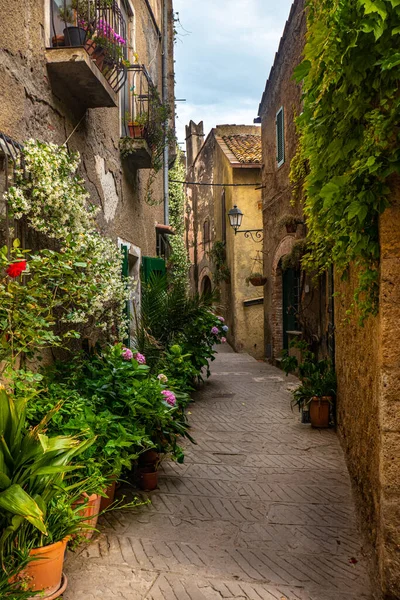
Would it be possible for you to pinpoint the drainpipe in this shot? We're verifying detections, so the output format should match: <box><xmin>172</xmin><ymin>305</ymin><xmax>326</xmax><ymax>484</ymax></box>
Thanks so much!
<box><xmin>162</xmin><ymin>0</ymin><xmax>169</xmax><ymax>225</ymax></box>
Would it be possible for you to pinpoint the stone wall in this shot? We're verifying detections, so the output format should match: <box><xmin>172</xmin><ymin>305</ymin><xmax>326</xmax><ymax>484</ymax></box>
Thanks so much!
<box><xmin>258</xmin><ymin>0</ymin><xmax>329</xmax><ymax>360</ymax></box>
<box><xmin>335</xmin><ymin>183</ymin><xmax>400</xmax><ymax>599</ymax></box>
<box><xmin>0</xmin><ymin>0</ymin><xmax>175</xmax><ymax>259</ymax></box>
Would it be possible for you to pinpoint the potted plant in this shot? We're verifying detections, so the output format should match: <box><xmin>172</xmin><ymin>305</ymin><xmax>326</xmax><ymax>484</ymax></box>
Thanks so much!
<box><xmin>284</xmin><ymin>346</ymin><xmax>336</xmax><ymax>428</ymax></box>
<box><xmin>0</xmin><ymin>387</ymin><xmax>94</xmax><ymax>599</ymax></box>
<box><xmin>278</xmin><ymin>214</ymin><xmax>303</xmax><ymax>233</ymax></box>
<box><xmin>58</xmin><ymin>5</ymin><xmax>87</xmax><ymax>47</ymax></box>
<box><xmin>125</xmin><ymin>112</ymin><xmax>148</xmax><ymax>138</ymax></box>
<box><xmin>246</xmin><ymin>272</ymin><xmax>267</xmax><ymax>286</ymax></box>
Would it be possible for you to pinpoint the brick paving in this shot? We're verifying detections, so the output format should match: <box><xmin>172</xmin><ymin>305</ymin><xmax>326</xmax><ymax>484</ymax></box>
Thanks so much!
<box><xmin>64</xmin><ymin>346</ymin><xmax>372</xmax><ymax>599</ymax></box>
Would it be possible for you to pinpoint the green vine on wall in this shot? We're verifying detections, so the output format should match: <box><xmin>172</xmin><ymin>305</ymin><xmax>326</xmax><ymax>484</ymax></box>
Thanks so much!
<box><xmin>293</xmin><ymin>0</ymin><xmax>400</xmax><ymax>322</ymax></box>
<box><xmin>168</xmin><ymin>147</ymin><xmax>190</xmax><ymax>288</ymax></box>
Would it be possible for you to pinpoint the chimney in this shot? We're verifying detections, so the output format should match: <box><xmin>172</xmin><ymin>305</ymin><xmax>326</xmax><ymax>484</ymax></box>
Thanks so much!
<box><xmin>185</xmin><ymin>120</ymin><xmax>204</xmax><ymax>168</ymax></box>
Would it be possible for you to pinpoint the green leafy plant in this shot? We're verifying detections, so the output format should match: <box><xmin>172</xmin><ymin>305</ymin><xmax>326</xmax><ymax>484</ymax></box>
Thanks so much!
<box><xmin>168</xmin><ymin>147</ymin><xmax>190</xmax><ymax>289</ymax></box>
<box><xmin>292</xmin><ymin>0</ymin><xmax>400</xmax><ymax>322</ymax></box>
<box><xmin>281</xmin><ymin>239</ymin><xmax>308</xmax><ymax>271</ymax></box>
<box><xmin>208</xmin><ymin>241</ymin><xmax>230</xmax><ymax>284</ymax></box>
<box><xmin>0</xmin><ymin>386</ymin><xmax>94</xmax><ymax>561</ymax></box>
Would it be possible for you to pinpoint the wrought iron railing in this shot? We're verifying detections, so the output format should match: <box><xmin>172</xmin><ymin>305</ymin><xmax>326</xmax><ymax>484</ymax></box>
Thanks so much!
<box><xmin>50</xmin><ymin>0</ymin><xmax>127</xmax><ymax>93</ymax></box>
<box><xmin>121</xmin><ymin>64</ymin><xmax>154</xmax><ymax>139</ymax></box>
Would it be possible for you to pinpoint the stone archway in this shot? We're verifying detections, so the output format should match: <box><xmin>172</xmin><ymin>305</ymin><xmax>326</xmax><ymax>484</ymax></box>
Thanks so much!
<box><xmin>271</xmin><ymin>236</ymin><xmax>296</xmax><ymax>359</ymax></box>
<box><xmin>199</xmin><ymin>266</ymin><xmax>213</xmax><ymax>295</ymax></box>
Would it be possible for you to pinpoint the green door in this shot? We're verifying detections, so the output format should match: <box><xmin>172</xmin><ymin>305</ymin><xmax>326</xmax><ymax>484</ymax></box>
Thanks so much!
<box><xmin>282</xmin><ymin>267</ymin><xmax>300</xmax><ymax>350</ymax></box>
<box><xmin>142</xmin><ymin>256</ymin><xmax>166</xmax><ymax>282</ymax></box>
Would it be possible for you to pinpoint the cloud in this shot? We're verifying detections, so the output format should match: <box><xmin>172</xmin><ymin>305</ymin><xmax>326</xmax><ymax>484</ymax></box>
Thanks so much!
<box><xmin>173</xmin><ymin>0</ymin><xmax>294</xmax><ymax>142</ymax></box>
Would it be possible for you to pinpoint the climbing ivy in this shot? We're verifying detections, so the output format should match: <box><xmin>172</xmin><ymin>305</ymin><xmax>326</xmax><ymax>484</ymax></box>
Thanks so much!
<box><xmin>293</xmin><ymin>0</ymin><xmax>400</xmax><ymax>321</ymax></box>
<box><xmin>168</xmin><ymin>148</ymin><xmax>190</xmax><ymax>288</ymax></box>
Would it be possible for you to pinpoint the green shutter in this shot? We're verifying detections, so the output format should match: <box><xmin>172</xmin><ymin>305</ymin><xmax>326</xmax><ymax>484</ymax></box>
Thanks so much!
<box><xmin>142</xmin><ymin>256</ymin><xmax>166</xmax><ymax>282</ymax></box>
<box><xmin>276</xmin><ymin>107</ymin><xmax>285</xmax><ymax>167</ymax></box>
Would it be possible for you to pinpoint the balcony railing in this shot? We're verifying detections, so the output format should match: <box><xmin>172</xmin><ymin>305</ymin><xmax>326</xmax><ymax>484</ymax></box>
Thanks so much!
<box><xmin>49</xmin><ymin>0</ymin><xmax>127</xmax><ymax>94</ymax></box>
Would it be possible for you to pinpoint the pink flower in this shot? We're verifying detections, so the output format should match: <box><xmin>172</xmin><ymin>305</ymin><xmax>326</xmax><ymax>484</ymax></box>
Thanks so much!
<box><xmin>211</xmin><ymin>326</ymin><xmax>219</xmax><ymax>335</ymax></box>
<box><xmin>122</xmin><ymin>347</ymin><xmax>133</xmax><ymax>360</ymax></box>
<box><xmin>161</xmin><ymin>390</ymin><xmax>176</xmax><ymax>406</ymax></box>
<box><xmin>221</xmin><ymin>337</ymin><xmax>227</xmax><ymax>343</ymax></box>
<box><xmin>217</xmin><ymin>316</ymin><xmax>225</xmax><ymax>322</ymax></box>
<box><xmin>157</xmin><ymin>374</ymin><xmax>168</xmax><ymax>383</ymax></box>
<box><xmin>134</xmin><ymin>352</ymin><xmax>146</xmax><ymax>364</ymax></box>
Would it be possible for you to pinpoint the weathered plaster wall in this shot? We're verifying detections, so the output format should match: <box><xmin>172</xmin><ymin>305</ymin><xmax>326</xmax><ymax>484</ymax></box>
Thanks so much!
<box><xmin>0</xmin><ymin>0</ymin><xmax>174</xmax><ymax>259</ymax></box>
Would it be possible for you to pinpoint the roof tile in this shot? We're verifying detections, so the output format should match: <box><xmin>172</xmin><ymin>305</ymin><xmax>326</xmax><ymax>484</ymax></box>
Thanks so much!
<box><xmin>221</xmin><ymin>134</ymin><xmax>262</xmax><ymax>164</ymax></box>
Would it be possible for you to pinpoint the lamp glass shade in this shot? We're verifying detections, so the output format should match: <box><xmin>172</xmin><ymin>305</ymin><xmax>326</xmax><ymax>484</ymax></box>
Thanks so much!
<box><xmin>228</xmin><ymin>205</ymin><xmax>243</xmax><ymax>230</ymax></box>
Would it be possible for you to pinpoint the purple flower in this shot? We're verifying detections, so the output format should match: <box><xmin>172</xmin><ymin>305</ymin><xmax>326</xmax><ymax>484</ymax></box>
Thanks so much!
<box><xmin>161</xmin><ymin>390</ymin><xmax>176</xmax><ymax>407</ymax></box>
<box><xmin>211</xmin><ymin>326</ymin><xmax>219</xmax><ymax>335</ymax></box>
<box><xmin>217</xmin><ymin>316</ymin><xmax>225</xmax><ymax>322</ymax></box>
<box><xmin>221</xmin><ymin>337</ymin><xmax>227</xmax><ymax>343</ymax></box>
<box><xmin>222</xmin><ymin>325</ymin><xmax>229</xmax><ymax>332</ymax></box>
<box><xmin>134</xmin><ymin>352</ymin><xmax>146</xmax><ymax>364</ymax></box>
<box><xmin>122</xmin><ymin>347</ymin><xmax>133</xmax><ymax>361</ymax></box>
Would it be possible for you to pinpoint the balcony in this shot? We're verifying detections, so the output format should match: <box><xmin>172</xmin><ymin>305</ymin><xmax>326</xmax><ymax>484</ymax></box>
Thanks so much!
<box><xmin>120</xmin><ymin>65</ymin><xmax>170</xmax><ymax>170</ymax></box>
<box><xmin>46</xmin><ymin>0</ymin><xmax>127</xmax><ymax>109</ymax></box>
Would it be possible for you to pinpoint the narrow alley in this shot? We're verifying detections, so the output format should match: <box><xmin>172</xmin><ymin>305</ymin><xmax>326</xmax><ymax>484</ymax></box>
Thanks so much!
<box><xmin>65</xmin><ymin>347</ymin><xmax>371</xmax><ymax>600</ymax></box>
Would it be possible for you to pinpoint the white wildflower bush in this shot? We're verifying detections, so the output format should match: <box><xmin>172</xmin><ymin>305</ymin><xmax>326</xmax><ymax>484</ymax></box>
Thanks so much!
<box><xmin>168</xmin><ymin>148</ymin><xmax>190</xmax><ymax>289</ymax></box>
<box><xmin>2</xmin><ymin>140</ymin><xmax>129</xmax><ymax>354</ymax></box>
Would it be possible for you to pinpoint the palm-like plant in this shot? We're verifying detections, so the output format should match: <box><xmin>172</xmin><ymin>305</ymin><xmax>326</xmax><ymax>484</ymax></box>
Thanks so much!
<box><xmin>0</xmin><ymin>386</ymin><xmax>93</xmax><ymax>561</ymax></box>
<box><xmin>135</xmin><ymin>272</ymin><xmax>215</xmax><ymax>366</ymax></box>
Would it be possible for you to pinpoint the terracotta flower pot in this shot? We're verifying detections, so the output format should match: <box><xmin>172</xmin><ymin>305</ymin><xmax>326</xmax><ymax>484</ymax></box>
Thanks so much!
<box><xmin>51</xmin><ymin>35</ymin><xmax>65</xmax><ymax>47</ymax></box>
<box><xmin>21</xmin><ymin>537</ymin><xmax>69</xmax><ymax>599</ymax></box>
<box><xmin>309</xmin><ymin>396</ymin><xmax>331</xmax><ymax>428</ymax></box>
<box><xmin>100</xmin><ymin>479</ymin><xmax>117</xmax><ymax>511</ymax></box>
<box><xmin>139</xmin><ymin>467</ymin><xmax>158</xmax><ymax>491</ymax></box>
<box><xmin>138</xmin><ymin>449</ymin><xmax>159</xmax><ymax>468</ymax></box>
<box><xmin>128</xmin><ymin>124</ymin><xmax>145</xmax><ymax>138</ymax></box>
<box><xmin>249</xmin><ymin>276</ymin><xmax>267</xmax><ymax>287</ymax></box>
<box><xmin>72</xmin><ymin>493</ymin><xmax>101</xmax><ymax>539</ymax></box>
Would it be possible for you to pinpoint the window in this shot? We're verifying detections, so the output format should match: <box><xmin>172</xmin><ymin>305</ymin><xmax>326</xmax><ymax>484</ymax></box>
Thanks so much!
<box><xmin>203</xmin><ymin>219</ymin><xmax>210</xmax><ymax>252</ymax></box>
<box><xmin>276</xmin><ymin>106</ymin><xmax>285</xmax><ymax>167</ymax></box>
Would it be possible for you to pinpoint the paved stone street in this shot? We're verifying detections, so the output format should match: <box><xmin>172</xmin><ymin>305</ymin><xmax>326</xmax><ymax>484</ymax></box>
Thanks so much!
<box><xmin>65</xmin><ymin>347</ymin><xmax>372</xmax><ymax>599</ymax></box>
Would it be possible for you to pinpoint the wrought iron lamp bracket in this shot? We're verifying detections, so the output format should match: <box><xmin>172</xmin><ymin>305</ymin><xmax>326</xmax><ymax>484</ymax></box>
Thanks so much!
<box><xmin>234</xmin><ymin>229</ymin><xmax>263</xmax><ymax>243</ymax></box>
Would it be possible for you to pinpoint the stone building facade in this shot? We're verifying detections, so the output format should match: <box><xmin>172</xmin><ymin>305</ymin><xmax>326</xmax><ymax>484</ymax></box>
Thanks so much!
<box><xmin>0</xmin><ymin>0</ymin><xmax>175</xmax><ymax>305</ymax></box>
<box><xmin>185</xmin><ymin>122</ymin><xmax>264</xmax><ymax>358</ymax></box>
<box><xmin>257</xmin><ymin>0</ymin><xmax>331</xmax><ymax>363</ymax></box>
<box><xmin>257</xmin><ymin>0</ymin><xmax>400</xmax><ymax>597</ymax></box>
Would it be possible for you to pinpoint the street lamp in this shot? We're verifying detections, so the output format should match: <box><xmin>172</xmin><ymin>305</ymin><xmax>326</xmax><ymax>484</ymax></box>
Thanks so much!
<box><xmin>228</xmin><ymin>205</ymin><xmax>244</xmax><ymax>232</ymax></box>
<box><xmin>227</xmin><ymin>205</ymin><xmax>263</xmax><ymax>242</ymax></box>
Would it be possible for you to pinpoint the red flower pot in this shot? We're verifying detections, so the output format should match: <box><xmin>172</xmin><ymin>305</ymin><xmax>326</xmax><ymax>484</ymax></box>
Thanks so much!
<box><xmin>100</xmin><ymin>480</ymin><xmax>117</xmax><ymax>511</ymax></box>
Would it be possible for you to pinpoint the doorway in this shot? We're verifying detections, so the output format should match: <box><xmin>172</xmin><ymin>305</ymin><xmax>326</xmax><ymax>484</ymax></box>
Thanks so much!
<box><xmin>282</xmin><ymin>267</ymin><xmax>300</xmax><ymax>350</ymax></box>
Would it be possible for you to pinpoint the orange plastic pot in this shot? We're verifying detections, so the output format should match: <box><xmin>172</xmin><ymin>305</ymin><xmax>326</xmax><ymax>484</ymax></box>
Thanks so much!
<box><xmin>72</xmin><ymin>493</ymin><xmax>101</xmax><ymax>539</ymax></box>
<box><xmin>21</xmin><ymin>537</ymin><xmax>69</xmax><ymax>599</ymax></box>
<box><xmin>100</xmin><ymin>479</ymin><xmax>117</xmax><ymax>511</ymax></box>
<box><xmin>309</xmin><ymin>396</ymin><xmax>331</xmax><ymax>428</ymax></box>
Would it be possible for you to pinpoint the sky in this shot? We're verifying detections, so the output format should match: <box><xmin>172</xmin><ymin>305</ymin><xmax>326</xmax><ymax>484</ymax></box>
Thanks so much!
<box><xmin>173</xmin><ymin>0</ymin><xmax>294</xmax><ymax>146</ymax></box>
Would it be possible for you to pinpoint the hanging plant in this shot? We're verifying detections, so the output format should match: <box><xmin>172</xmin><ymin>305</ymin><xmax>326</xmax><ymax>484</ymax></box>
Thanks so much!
<box><xmin>245</xmin><ymin>272</ymin><xmax>267</xmax><ymax>287</ymax></box>
<box><xmin>281</xmin><ymin>239</ymin><xmax>309</xmax><ymax>272</ymax></box>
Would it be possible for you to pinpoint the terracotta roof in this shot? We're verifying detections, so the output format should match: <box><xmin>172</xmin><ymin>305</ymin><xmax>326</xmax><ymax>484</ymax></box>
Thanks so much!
<box><xmin>220</xmin><ymin>134</ymin><xmax>262</xmax><ymax>165</ymax></box>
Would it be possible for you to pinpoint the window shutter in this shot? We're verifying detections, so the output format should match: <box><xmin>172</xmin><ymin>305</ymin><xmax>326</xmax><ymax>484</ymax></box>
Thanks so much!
<box><xmin>276</xmin><ymin>107</ymin><xmax>285</xmax><ymax>167</ymax></box>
